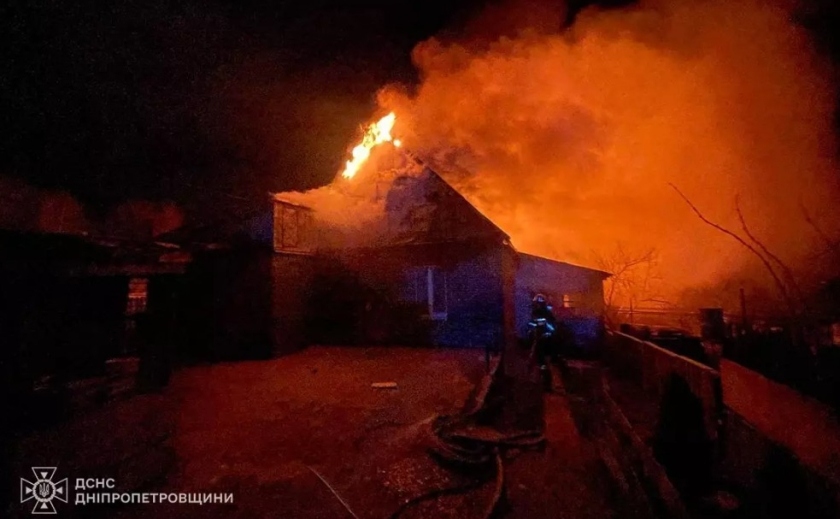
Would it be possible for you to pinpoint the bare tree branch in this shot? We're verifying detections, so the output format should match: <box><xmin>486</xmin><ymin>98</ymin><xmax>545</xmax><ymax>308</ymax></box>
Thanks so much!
<box><xmin>593</xmin><ymin>244</ymin><xmax>663</xmax><ymax>326</ymax></box>
<box><xmin>644</xmin><ymin>298</ymin><xmax>676</xmax><ymax>306</ymax></box>
<box><xmin>669</xmin><ymin>183</ymin><xmax>798</xmax><ymax>317</ymax></box>
<box><xmin>735</xmin><ymin>196</ymin><xmax>804</xmax><ymax>309</ymax></box>
<box><xmin>800</xmin><ymin>200</ymin><xmax>840</xmax><ymax>257</ymax></box>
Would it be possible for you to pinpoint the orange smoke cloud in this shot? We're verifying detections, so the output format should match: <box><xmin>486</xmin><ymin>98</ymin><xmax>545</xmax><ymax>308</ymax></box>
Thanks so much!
<box><xmin>374</xmin><ymin>0</ymin><xmax>840</xmax><ymax>309</ymax></box>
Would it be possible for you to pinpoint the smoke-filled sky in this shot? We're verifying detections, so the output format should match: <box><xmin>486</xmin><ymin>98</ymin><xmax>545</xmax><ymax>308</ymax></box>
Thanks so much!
<box><xmin>370</xmin><ymin>0</ymin><xmax>840</xmax><ymax>307</ymax></box>
<box><xmin>288</xmin><ymin>0</ymin><xmax>840</xmax><ymax>304</ymax></box>
<box><xmin>282</xmin><ymin>0</ymin><xmax>840</xmax><ymax>308</ymax></box>
<box><xmin>3</xmin><ymin>0</ymin><xmax>840</xmax><ymax>306</ymax></box>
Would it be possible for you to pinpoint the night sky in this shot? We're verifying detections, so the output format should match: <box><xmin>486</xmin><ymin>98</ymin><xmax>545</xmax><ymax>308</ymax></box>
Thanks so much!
<box><xmin>1</xmin><ymin>0</ymin><xmax>838</xmax><ymax>221</ymax></box>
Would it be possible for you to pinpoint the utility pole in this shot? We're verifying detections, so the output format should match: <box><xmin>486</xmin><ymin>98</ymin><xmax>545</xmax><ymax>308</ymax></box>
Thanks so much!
<box><xmin>739</xmin><ymin>287</ymin><xmax>749</xmax><ymax>334</ymax></box>
<box><xmin>501</xmin><ymin>243</ymin><xmax>518</xmax><ymax>376</ymax></box>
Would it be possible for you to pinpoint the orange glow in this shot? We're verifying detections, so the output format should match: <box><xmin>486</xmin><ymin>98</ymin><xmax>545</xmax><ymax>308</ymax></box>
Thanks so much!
<box><xmin>297</xmin><ymin>0</ymin><xmax>840</xmax><ymax>314</ymax></box>
<box><xmin>368</xmin><ymin>0</ymin><xmax>840</xmax><ymax>311</ymax></box>
<box><xmin>341</xmin><ymin>112</ymin><xmax>399</xmax><ymax>179</ymax></box>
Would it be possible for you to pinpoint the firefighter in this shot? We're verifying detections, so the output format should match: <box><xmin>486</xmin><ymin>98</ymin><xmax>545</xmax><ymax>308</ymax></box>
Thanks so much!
<box><xmin>530</xmin><ymin>294</ymin><xmax>556</xmax><ymax>323</ymax></box>
<box><xmin>528</xmin><ymin>294</ymin><xmax>558</xmax><ymax>388</ymax></box>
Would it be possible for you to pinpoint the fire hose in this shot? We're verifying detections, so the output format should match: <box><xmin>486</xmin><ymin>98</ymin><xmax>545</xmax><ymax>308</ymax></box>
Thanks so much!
<box><xmin>387</xmin><ymin>366</ymin><xmax>546</xmax><ymax>519</ymax></box>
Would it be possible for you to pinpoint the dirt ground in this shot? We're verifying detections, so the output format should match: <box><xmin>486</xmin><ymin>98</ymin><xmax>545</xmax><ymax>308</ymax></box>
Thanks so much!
<box><xmin>114</xmin><ymin>346</ymin><xmax>616</xmax><ymax>519</ymax></box>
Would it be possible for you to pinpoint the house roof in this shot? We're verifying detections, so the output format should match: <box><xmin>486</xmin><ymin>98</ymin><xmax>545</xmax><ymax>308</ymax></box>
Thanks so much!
<box><xmin>0</xmin><ymin>229</ymin><xmax>190</xmax><ymax>275</ymax></box>
<box><xmin>272</xmin><ymin>197</ymin><xmax>314</xmax><ymax>212</ymax></box>
<box><xmin>518</xmin><ymin>252</ymin><xmax>612</xmax><ymax>279</ymax></box>
<box><xmin>382</xmin><ymin>167</ymin><xmax>509</xmax><ymax>246</ymax></box>
<box><xmin>155</xmin><ymin>210</ymin><xmax>273</xmax><ymax>250</ymax></box>
<box><xmin>270</xmin><ymin>150</ymin><xmax>609</xmax><ymax>276</ymax></box>
<box><xmin>401</xmin><ymin>158</ymin><xmax>611</xmax><ymax>276</ymax></box>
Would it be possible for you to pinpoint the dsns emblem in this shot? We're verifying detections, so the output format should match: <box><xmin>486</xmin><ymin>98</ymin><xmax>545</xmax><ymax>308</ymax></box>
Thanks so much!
<box><xmin>21</xmin><ymin>467</ymin><xmax>68</xmax><ymax>514</ymax></box>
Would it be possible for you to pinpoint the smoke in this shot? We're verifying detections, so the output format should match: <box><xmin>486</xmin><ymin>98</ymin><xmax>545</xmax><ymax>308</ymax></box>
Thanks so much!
<box><xmin>278</xmin><ymin>151</ymin><xmax>426</xmax><ymax>248</ymax></box>
<box><xmin>0</xmin><ymin>175</ymin><xmax>183</xmax><ymax>240</ymax></box>
<box><xmin>103</xmin><ymin>200</ymin><xmax>185</xmax><ymax>240</ymax></box>
<box><xmin>0</xmin><ymin>176</ymin><xmax>92</xmax><ymax>234</ymax></box>
<box><xmin>370</xmin><ymin>0</ymin><xmax>840</xmax><ymax>309</ymax></box>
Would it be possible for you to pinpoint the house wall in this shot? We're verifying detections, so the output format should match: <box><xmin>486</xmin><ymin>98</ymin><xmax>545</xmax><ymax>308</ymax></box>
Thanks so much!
<box><xmin>325</xmin><ymin>242</ymin><xmax>507</xmax><ymax>349</ymax></box>
<box><xmin>514</xmin><ymin>255</ymin><xmax>607</xmax><ymax>348</ymax></box>
<box><xmin>309</xmin><ymin>245</ymin><xmax>610</xmax><ymax>350</ymax></box>
<box><xmin>271</xmin><ymin>253</ymin><xmax>314</xmax><ymax>354</ymax></box>
<box><xmin>430</xmin><ymin>247</ymin><xmax>505</xmax><ymax>349</ymax></box>
<box><xmin>178</xmin><ymin>247</ymin><xmax>273</xmax><ymax>361</ymax></box>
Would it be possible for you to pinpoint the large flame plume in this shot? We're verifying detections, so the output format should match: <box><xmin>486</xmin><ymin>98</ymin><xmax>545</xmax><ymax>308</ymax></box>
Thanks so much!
<box><xmin>288</xmin><ymin>0</ymin><xmax>839</xmax><ymax>314</ymax></box>
<box><xmin>370</xmin><ymin>0</ymin><xmax>840</xmax><ymax>311</ymax></box>
<box><xmin>341</xmin><ymin>112</ymin><xmax>400</xmax><ymax>179</ymax></box>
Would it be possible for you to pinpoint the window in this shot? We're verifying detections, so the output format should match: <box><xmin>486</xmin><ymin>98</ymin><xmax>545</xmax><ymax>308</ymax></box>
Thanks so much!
<box><xmin>273</xmin><ymin>200</ymin><xmax>314</xmax><ymax>253</ymax></box>
<box><xmin>428</xmin><ymin>267</ymin><xmax>448</xmax><ymax>320</ymax></box>
<box><xmin>406</xmin><ymin>266</ymin><xmax>448</xmax><ymax>320</ymax></box>
<box><xmin>559</xmin><ymin>293</ymin><xmax>585</xmax><ymax>312</ymax></box>
<box><xmin>126</xmin><ymin>278</ymin><xmax>148</xmax><ymax>315</ymax></box>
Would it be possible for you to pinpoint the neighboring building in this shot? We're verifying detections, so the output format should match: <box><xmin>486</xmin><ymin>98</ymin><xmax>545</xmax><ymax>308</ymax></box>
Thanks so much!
<box><xmin>0</xmin><ymin>229</ymin><xmax>189</xmax><ymax>375</ymax></box>
<box><xmin>0</xmin><ymin>229</ymin><xmax>190</xmax><ymax>426</ymax></box>
<box><xmin>515</xmin><ymin>252</ymin><xmax>610</xmax><ymax>350</ymax></box>
<box><xmin>273</xmin><ymin>166</ymin><xmax>610</xmax><ymax>352</ymax></box>
<box><xmin>157</xmin><ymin>207</ymin><xmax>315</xmax><ymax>362</ymax></box>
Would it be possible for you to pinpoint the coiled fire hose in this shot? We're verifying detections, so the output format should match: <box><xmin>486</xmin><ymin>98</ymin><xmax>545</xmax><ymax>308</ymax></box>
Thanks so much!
<box><xmin>387</xmin><ymin>366</ymin><xmax>546</xmax><ymax>519</ymax></box>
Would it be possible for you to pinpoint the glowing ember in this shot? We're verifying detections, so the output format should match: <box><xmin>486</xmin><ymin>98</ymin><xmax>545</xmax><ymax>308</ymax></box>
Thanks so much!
<box><xmin>341</xmin><ymin>112</ymin><xmax>398</xmax><ymax>179</ymax></box>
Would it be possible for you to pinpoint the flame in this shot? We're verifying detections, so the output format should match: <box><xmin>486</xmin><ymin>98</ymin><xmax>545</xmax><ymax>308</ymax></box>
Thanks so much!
<box><xmin>341</xmin><ymin>112</ymin><xmax>398</xmax><ymax>179</ymax></box>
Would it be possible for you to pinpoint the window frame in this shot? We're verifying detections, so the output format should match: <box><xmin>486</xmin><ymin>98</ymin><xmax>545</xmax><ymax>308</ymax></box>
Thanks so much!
<box><xmin>408</xmin><ymin>266</ymin><xmax>448</xmax><ymax>321</ymax></box>
<box><xmin>126</xmin><ymin>277</ymin><xmax>149</xmax><ymax>316</ymax></box>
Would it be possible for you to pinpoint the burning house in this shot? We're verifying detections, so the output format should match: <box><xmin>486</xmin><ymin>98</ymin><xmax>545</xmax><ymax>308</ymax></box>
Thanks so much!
<box><xmin>155</xmin><ymin>113</ymin><xmax>609</xmax><ymax>357</ymax></box>
<box><xmin>273</xmin><ymin>153</ymin><xmax>610</xmax><ymax>352</ymax></box>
